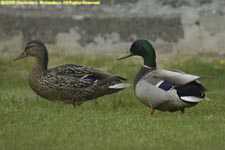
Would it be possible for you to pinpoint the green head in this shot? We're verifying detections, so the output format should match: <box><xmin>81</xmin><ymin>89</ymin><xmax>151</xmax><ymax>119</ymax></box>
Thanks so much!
<box><xmin>118</xmin><ymin>39</ymin><xmax>156</xmax><ymax>67</ymax></box>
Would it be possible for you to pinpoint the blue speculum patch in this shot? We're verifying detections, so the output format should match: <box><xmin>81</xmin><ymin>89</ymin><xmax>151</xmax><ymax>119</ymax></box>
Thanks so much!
<box><xmin>82</xmin><ymin>75</ymin><xmax>97</xmax><ymax>81</ymax></box>
<box><xmin>159</xmin><ymin>81</ymin><xmax>174</xmax><ymax>91</ymax></box>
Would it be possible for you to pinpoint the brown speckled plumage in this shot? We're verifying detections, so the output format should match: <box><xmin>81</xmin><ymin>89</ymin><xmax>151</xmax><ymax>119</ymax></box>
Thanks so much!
<box><xmin>14</xmin><ymin>40</ymin><xmax>130</xmax><ymax>105</ymax></box>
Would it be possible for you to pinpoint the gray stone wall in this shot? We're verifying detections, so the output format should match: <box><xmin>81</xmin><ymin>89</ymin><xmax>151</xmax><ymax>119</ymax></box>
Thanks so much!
<box><xmin>0</xmin><ymin>0</ymin><xmax>225</xmax><ymax>55</ymax></box>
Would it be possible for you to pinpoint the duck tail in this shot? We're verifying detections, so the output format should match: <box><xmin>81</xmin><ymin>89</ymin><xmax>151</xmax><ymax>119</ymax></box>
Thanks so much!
<box><xmin>109</xmin><ymin>83</ymin><xmax>131</xmax><ymax>89</ymax></box>
<box><xmin>175</xmin><ymin>81</ymin><xmax>207</xmax><ymax>103</ymax></box>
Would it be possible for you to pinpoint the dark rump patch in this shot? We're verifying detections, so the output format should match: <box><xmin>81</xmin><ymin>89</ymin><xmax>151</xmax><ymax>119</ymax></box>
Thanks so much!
<box><xmin>175</xmin><ymin>81</ymin><xmax>206</xmax><ymax>98</ymax></box>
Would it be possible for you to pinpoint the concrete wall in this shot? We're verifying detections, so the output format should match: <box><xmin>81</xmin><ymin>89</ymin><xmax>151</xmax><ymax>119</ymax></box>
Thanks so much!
<box><xmin>0</xmin><ymin>0</ymin><xmax>225</xmax><ymax>55</ymax></box>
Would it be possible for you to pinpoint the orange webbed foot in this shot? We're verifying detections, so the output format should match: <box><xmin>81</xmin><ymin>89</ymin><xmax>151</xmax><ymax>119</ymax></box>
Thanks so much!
<box><xmin>150</xmin><ymin>108</ymin><xmax>155</xmax><ymax>115</ymax></box>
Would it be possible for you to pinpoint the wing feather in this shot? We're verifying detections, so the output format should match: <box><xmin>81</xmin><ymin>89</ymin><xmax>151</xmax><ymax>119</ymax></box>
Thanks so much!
<box><xmin>145</xmin><ymin>70</ymin><xmax>201</xmax><ymax>86</ymax></box>
<box><xmin>45</xmin><ymin>64</ymin><xmax>127</xmax><ymax>90</ymax></box>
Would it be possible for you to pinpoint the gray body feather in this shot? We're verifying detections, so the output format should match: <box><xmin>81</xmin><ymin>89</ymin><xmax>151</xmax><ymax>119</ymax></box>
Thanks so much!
<box><xmin>134</xmin><ymin>66</ymin><xmax>206</xmax><ymax>112</ymax></box>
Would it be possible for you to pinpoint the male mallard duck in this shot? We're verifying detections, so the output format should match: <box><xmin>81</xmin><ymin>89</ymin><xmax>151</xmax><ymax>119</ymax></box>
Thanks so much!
<box><xmin>14</xmin><ymin>40</ymin><xmax>130</xmax><ymax>105</ymax></box>
<box><xmin>118</xmin><ymin>39</ymin><xmax>207</xmax><ymax>114</ymax></box>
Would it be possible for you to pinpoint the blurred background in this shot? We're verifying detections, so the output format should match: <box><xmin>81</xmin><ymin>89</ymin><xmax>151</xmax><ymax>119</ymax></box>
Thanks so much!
<box><xmin>1</xmin><ymin>0</ymin><xmax>225</xmax><ymax>56</ymax></box>
<box><xmin>1</xmin><ymin>1</ymin><xmax>225</xmax><ymax>150</ymax></box>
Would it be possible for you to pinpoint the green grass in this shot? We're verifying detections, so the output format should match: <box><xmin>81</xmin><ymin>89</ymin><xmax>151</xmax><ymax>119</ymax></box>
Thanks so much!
<box><xmin>0</xmin><ymin>54</ymin><xmax>225</xmax><ymax>150</ymax></box>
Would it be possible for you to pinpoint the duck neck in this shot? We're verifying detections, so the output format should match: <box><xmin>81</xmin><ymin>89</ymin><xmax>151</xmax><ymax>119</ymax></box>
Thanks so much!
<box><xmin>34</xmin><ymin>56</ymin><xmax>48</xmax><ymax>71</ymax></box>
<box><xmin>143</xmin><ymin>55</ymin><xmax>156</xmax><ymax>68</ymax></box>
<box><xmin>134</xmin><ymin>65</ymin><xmax>156</xmax><ymax>87</ymax></box>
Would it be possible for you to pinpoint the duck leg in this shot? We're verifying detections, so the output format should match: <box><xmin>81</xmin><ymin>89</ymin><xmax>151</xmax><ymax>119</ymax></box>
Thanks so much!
<box><xmin>180</xmin><ymin>109</ymin><xmax>185</xmax><ymax>113</ymax></box>
<box><xmin>72</xmin><ymin>100</ymin><xmax>83</xmax><ymax>107</ymax></box>
<box><xmin>150</xmin><ymin>108</ymin><xmax>155</xmax><ymax>115</ymax></box>
<box><xmin>64</xmin><ymin>100</ymin><xmax>73</xmax><ymax>105</ymax></box>
<box><xmin>64</xmin><ymin>100</ymin><xmax>82</xmax><ymax>106</ymax></box>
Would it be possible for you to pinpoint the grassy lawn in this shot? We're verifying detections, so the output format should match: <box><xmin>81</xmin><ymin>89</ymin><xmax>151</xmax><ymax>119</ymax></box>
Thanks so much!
<box><xmin>0</xmin><ymin>53</ymin><xmax>225</xmax><ymax>150</ymax></box>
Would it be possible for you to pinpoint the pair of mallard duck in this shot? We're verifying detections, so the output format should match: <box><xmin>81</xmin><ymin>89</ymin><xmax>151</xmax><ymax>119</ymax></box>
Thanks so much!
<box><xmin>14</xmin><ymin>40</ymin><xmax>208</xmax><ymax>114</ymax></box>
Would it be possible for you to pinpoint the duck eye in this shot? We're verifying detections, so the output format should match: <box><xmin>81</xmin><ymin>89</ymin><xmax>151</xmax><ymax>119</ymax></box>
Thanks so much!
<box><xmin>25</xmin><ymin>45</ymin><xmax>35</xmax><ymax>50</ymax></box>
<box><xmin>25</xmin><ymin>44</ymin><xmax>39</xmax><ymax>53</ymax></box>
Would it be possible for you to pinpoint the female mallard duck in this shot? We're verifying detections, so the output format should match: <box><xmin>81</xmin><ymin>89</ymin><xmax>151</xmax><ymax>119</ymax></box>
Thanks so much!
<box><xmin>118</xmin><ymin>39</ymin><xmax>207</xmax><ymax>114</ymax></box>
<box><xmin>14</xmin><ymin>40</ymin><xmax>130</xmax><ymax>105</ymax></box>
